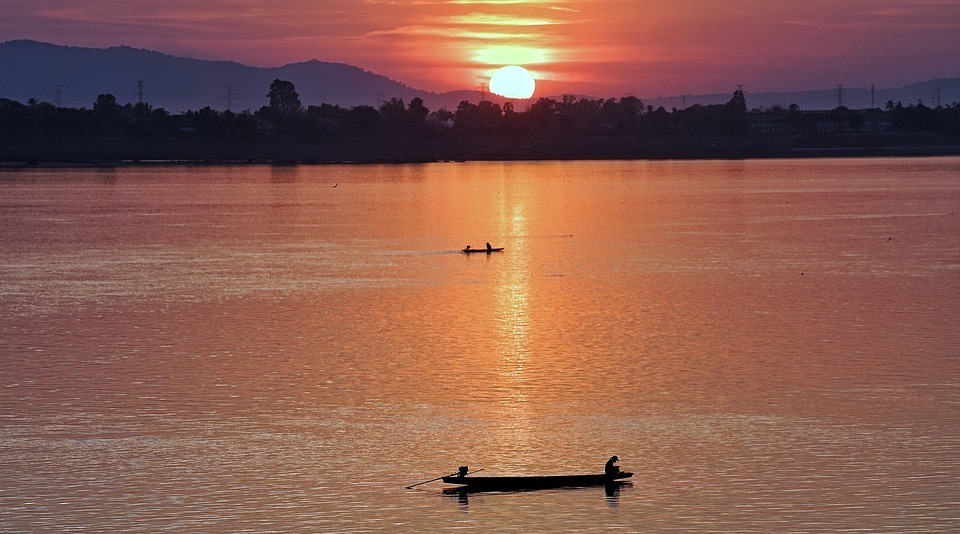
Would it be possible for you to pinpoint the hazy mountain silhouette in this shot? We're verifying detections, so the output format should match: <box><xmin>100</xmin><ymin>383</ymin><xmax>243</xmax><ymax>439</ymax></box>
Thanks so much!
<box><xmin>2</xmin><ymin>40</ymin><xmax>957</xmax><ymax>113</ymax></box>
<box><xmin>0</xmin><ymin>40</ymin><xmax>449</xmax><ymax>112</ymax></box>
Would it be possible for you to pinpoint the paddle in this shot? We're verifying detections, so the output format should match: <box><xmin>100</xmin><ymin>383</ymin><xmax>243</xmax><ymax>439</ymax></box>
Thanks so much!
<box><xmin>405</xmin><ymin>468</ymin><xmax>484</xmax><ymax>489</ymax></box>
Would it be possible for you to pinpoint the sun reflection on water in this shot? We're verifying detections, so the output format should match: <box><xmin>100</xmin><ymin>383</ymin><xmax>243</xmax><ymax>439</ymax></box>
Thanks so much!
<box><xmin>493</xmin><ymin>198</ymin><xmax>532</xmax><ymax>454</ymax></box>
<box><xmin>496</xmin><ymin>201</ymin><xmax>529</xmax><ymax>377</ymax></box>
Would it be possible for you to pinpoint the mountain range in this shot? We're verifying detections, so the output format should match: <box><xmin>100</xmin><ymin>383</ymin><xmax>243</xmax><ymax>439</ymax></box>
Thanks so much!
<box><xmin>2</xmin><ymin>40</ymin><xmax>958</xmax><ymax>113</ymax></box>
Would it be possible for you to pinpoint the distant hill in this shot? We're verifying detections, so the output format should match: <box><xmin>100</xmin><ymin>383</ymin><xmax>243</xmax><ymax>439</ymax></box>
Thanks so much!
<box><xmin>0</xmin><ymin>40</ymin><xmax>453</xmax><ymax>112</ymax></box>
<box><xmin>2</xmin><ymin>40</ymin><xmax>958</xmax><ymax>113</ymax></box>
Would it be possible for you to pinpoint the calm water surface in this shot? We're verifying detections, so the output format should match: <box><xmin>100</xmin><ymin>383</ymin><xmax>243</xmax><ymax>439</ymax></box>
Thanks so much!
<box><xmin>1</xmin><ymin>158</ymin><xmax>959</xmax><ymax>531</ymax></box>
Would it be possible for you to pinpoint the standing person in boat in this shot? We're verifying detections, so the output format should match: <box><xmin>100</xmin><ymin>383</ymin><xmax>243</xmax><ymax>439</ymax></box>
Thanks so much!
<box><xmin>605</xmin><ymin>455</ymin><xmax>621</xmax><ymax>476</ymax></box>
<box><xmin>485</xmin><ymin>242</ymin><xmax>493</xmax><ymax>251</ymax></box>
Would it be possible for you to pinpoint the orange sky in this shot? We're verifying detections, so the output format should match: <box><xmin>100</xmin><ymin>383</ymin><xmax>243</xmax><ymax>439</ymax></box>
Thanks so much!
<box><xmin>2</xmin><ymin>0</ymin><xmax>958</xmax><ymax>97</ymax></box>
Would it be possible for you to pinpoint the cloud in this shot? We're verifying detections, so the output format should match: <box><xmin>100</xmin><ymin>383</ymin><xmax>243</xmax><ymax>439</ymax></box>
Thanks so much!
<box><xmin>444</xmin><ymin>13</ymin><xmax>565</xmax><ymax>26</ymax></box>
<box><xmin>1</xmin><ymin>0</ymin><xmax>957</xmax><ymax>96</ymax></box>
<box><xmin>365</xmin><ymin>25</ymin><xmax>541</xmax><ymax>42</ymax></box>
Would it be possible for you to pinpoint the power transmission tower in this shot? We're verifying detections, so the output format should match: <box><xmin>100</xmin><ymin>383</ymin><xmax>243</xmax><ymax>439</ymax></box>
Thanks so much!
<box><xmin>55</xmin><ymin>85</ymin><xmax>62</xmax><ymax>107</ymax></box>
<box><xmin>136</xmin><ymin>80</ymin><xmax>145</xmax><ymax>104</ymax></box>
<box><xmin>871</xmin><ymin>84</ymin><xmax>876</xmax><ymax>109</ymax></box>
<box><xmin>227</xmin><ymin>86</ymin><xmax>233</xmax><ymax>111</ymax></box>
<box><xmin>479</xmin><ymin>83</ymin><xmax>487</xmax><ymax>102</ymax></box>
<box><xmin>836</xmin><ymin>85</ymin><xmax>844</xmax><ymax>108</ymax></box>
<box><xmin>933</xmin><ymin>88</ymin><xmax>943</xmax><ymax>108</ymax></box>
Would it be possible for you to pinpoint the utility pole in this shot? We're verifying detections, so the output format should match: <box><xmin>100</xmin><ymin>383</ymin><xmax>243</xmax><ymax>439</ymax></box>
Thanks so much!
<box><xmin>871</xmin><ymin>84</ymin><xmax>876</xmax><ymax>109</ymax></box>
<box><xmin>836</xmin><ymin>85</ymin><xmax>844</xmax><ymax>109</ymax></box>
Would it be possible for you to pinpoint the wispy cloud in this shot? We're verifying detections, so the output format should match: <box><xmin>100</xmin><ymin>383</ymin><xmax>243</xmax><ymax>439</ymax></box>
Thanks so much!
<box><xmin>444</xmin><ymin>13</ymin><xmax>565</xmax><ymax>26</ymax></box>
<box><xmin>1</xmin><ymin>0</ymin><xmax>956</xmax><ymax>96</ymax></box>
<box><xmin>365</xmin><ymin>25</ymin><xmax>541</xmax><ymax>41</ymax></box>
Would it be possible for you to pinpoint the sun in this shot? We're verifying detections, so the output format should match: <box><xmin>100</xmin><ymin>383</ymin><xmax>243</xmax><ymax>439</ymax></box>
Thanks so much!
<box><xmin>489</xmin><ymin>66</ymin><xmax>536</xmax><ymax>100</ymax></box>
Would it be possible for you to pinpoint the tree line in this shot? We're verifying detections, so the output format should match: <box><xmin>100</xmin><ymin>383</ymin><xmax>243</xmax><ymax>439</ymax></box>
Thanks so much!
<box><xmin>1</xmin><ymin>79</ymin><xmax>958</xmax><ymax>139</ymax></box>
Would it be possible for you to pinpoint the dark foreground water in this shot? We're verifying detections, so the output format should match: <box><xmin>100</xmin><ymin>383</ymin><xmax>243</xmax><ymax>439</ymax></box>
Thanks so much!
<box><xmin>1</xmin><ymin>158</ymin><xmax>959</xmax><ymax>531</ymax></box>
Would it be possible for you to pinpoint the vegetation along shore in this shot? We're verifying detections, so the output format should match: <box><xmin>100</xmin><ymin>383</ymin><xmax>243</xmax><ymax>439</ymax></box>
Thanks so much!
<box><xmin>2</xmin><ymin>80</ymin><xmax>959</xmax><ymax>166</ymax></box>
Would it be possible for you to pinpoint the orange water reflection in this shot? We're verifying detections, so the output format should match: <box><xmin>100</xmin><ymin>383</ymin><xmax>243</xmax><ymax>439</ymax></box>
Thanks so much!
<box><xmin>493</xmin><ymin>195</ymin><xmax>532</xmax><ymax>449</ymax></box>
<box><xmin>2</xmin><ymin>161</ymin><xmax>959</xmax><ymax>530</ymax></box>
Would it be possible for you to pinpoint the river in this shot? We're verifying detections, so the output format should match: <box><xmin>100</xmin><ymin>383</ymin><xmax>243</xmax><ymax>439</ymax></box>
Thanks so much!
<box><xmin>1</xmin><ymin>158</ymin><xmax>958</xmax><ymax>531</ymax></box>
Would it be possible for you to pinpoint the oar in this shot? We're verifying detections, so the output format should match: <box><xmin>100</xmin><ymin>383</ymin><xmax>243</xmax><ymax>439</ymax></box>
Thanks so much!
<box><xmin>405</xmin><ymin>468</ymin><xmax>484</xmax><ymax>489</ymax></box>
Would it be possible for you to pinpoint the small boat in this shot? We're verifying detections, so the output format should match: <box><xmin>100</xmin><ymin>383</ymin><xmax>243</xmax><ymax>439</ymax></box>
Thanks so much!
<box><xmin>441</xmin><ymin>472</ymin><xmax>632</xmax><ymax>491</ymax></box>
<box><xmin>461</xmin><ymin>246</ymin><xmax>504</xmax><ymax>254</ymax></box>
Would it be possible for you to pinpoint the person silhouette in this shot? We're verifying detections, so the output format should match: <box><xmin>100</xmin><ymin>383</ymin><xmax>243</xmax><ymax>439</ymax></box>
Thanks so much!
<box><xmin>485</xmin><ymin>242</ymin><xmax>492</xmax><ymax>251</ymax></box>
<box><xmin>605</xmin><ymin>455</ymin><xmax>621</xmax><ymax>476</ymax></box>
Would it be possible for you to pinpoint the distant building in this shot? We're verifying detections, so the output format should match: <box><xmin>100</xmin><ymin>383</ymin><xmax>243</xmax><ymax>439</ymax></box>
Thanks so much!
<box><xmin>748</xmin><ymin>108</ymin><xmax>892</xmax><ymax>134</ymax></box>
<box><xmin>859</xmin><ymin>110</ymin><xmax>893</xmax><ymax>132</ymax></box>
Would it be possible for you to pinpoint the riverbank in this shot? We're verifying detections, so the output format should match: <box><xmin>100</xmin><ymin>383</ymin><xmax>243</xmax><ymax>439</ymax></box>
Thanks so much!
<box><xmin>2</xmin><ymin>132</ymin><xmax>959</xmax><ymax>167</ymax></box>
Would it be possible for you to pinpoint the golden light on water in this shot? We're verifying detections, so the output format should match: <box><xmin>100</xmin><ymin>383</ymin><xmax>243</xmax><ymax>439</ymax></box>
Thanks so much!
<box><xmin>493</xmin><ymin>197</ymin><xmax>533</xmax><ymax>451</ymax></box>
<box><xmin>493</xmin><ymin>186</ymin><xmax>531</xmax><ymax>385</ymax></box>
<box><xmin>2</xmin><ymin>155</ymin><xmax>959</xmax><ymax>529</ymax></box>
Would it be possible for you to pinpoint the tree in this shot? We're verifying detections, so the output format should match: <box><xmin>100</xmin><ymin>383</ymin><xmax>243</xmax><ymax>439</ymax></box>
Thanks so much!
<box><xmin>527</xmin><ymin>97</ymin><xmax>559</xmax><ymax>132</ymax></box>
<box><xmin>0</xmin><ymin>98</ymin><xmax>33</xmax><ymax>136</ymax></box>
<box><xmin>92</xmin><ymin>94</ymin><xmax>124</xmax><ymax>135</ymax></box>
<box><xmin>267</xmin><ymin>79</ymin><xmax>302</xmax><ymax>115</ymax></box>
<box><xmin>343</xmin><ymin>105</ymin><xmax>381</xmax><ymax>136</ymax></box>
<box><xmin>407</xmin><ymin>97</ymin><xmax>429</xmax><ymax>133</ymax></box>
<box><xmin>93</xmin><ymin>94</ymin><xmax>120</xmax><ymax>114</ymax></box>
<box><xmin>454</xmin><ymin>100</ymin><xmax>502</xmax><ymax>131</ymax></box>
<box><xmin>307</xmin><ymin>103</ymin><xmax>346</xmax><ymax>135</ymax></box>
<box><xmin>476</xmin><ymin>101</ymin><xmax>502</xmax><ymax>129</ymax></box>
<box><xmin>724</xmin><ymin>89</ymin><xmax>748</xmax><ymax>134</ymax></box>
<box><xmin>133</xmin><ymin>102</ymin><xmax>152</xmax><ymax>116</ymax></box>
<box><xmin>379</xmin><ymin>97</ymin><xmax>407</xmax><ymax>135</ymax></box>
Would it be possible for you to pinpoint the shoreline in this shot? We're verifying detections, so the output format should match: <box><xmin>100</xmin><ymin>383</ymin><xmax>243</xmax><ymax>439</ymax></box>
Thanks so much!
<box><xmin>2</xmin><ymin>134</ymin><xmax>959</xmax><ymax>168</ymax></box>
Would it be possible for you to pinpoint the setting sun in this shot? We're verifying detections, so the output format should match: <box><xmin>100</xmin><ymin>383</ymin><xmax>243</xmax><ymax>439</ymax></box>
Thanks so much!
<box><xmin>489</xmin><ymin>65</ymin><xmax>536</xmax><ymax>100</ymax></box>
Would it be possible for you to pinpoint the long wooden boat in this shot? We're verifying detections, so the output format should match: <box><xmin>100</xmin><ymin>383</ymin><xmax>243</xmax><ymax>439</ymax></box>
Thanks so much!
<box><xmin>461</xmin><ymin>247</ymin><xmax>504</xmax><ymax>254</ymax></box>
<box><xmin>441</xmin><ymin>472</ymin><xmax>632</xmax><ymax>491</ymax></box>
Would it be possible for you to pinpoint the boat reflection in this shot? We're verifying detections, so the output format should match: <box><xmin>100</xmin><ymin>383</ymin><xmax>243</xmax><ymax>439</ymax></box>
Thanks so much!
<box><xmin>605</xmin><ymin>482</ymin><xmax>623</xmax><ymax>508</ymax></box>
<box><xmin>442</xmin><ymin>482</ymin><xmax>631</xmax><ymax>508</ymax></box>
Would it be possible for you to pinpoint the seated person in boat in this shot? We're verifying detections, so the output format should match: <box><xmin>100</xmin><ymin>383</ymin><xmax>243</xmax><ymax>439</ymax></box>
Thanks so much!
<box><xmin>457</xmin><ymin>465</ymin><xmax>469</xmax><ymax>477</ymax></box>
<box><xmin>485</xmin><ymin>242</ymin><xmax>492</xmax><ymax>251</ymax></box>
<box><xmin>605</xmin><ymin>455</ymin><xmax>621</xmax><ymax>476</ymax></box>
